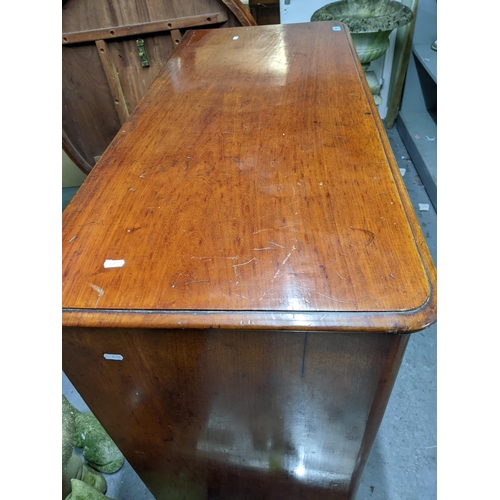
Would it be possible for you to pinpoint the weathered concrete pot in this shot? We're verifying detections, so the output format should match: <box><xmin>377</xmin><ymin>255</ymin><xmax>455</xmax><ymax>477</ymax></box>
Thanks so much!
<box><xmin>311</xmin><ymin>0</ymin><xmax>413</xmax><ymax>69</ymax></box>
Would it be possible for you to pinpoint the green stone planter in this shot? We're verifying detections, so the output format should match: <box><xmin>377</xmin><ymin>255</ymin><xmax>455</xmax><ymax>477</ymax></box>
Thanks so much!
<box><xmin>311</xmin><ymin>0</ymin><xmax>413</xmax><ymax>69</ymax></box>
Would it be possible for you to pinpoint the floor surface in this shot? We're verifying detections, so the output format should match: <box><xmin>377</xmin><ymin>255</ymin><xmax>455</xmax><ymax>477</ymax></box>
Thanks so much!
<box><xmin>62</xmin><ymin>123</ymin><xmax>437</xmax><ymax>500</ymax></box>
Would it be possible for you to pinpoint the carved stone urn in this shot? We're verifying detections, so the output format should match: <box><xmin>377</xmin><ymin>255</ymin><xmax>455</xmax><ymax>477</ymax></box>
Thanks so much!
<box><xmin>311</xmin><ymin>0</ymin><xmax>414</xmax><ymax>70</ymax></box>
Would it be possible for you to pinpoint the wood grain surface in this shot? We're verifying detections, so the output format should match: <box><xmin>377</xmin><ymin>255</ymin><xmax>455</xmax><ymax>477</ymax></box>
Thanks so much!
<box><xmin>63</xmin><ymin>327</ymin><xmax>409</xmax><ymax>500</ymax></box>
<box><xmin>62</xmin><ymin>22</ymin><xmax>436</xmax><ymax>332</ymax></box>
<box><xmin>62</xmin><ymin>0</ymin><xmax>253</xmax><ymax>173</ymax></box>
<box><xmin>62</xmin><ymin>12</ymin><xmax>229</xmax><ymax>44</ymax></box>
<box><xmin>63</xmin><ymin>22</ymin><xmax>437</xmax><ymax>500</ymax></box>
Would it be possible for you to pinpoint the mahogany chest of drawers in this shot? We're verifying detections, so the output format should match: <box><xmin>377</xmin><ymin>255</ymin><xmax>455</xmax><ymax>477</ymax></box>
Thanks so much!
<box><xmin>63</xmin><ymin>21</ymin><xmax>436</xmax><ymax>499</ymax></box>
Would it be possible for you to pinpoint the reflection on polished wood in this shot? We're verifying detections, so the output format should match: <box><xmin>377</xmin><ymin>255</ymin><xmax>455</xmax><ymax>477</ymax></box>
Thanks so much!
<box><xmin>62</xmin><ymin>0</ymin><xmax>255</xmax><ymax>173</ymax></box>
<box><xmin>64</xmin><ymin>328</ymin><xmax>409</xmax><ymax>499</ymax></box>
<box><xmin>63</xmin><ymin>22</ymin><xmax>436</xmax><ymax>499</ymax></box>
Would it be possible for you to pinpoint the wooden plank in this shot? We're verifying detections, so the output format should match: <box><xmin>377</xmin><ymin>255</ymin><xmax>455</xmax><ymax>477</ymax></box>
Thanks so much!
<box><xmin>62</xmin><ymin>131</ymin><xmax>92</xmax><ymax>175</ymax></box>
<box><xmin>384</xmin><ymin>0</ymin><xmax>418</xmax><ymax>129</ymax></box>
<box><xmin>62</xmin><ymin>11</ymin><xmax>228</xmax><ymax>45</ymax></box>
<box><xmin>62</xmin><ymin>42</ymin><xmax>122</xmax><ymax>173</ymax></box>
<box><xmin>221</xmin><ymin>0</ymin><xmax>257</xmax><ymax>26</ymax></box>
<box><xmin>95</xmin><ymin>40</ymin><xmax>129</xmax><ymax>125</ymax></box>
<box><xmin>108</xmin><ymin>36</ymin><xmax>175</xmax><ymax>114</ymax></box>
<box><xmin>62</xmin><ymin>1</ymin><xmax>248</xmax><ymax>173</ymax></box>
<box><xmin>170</xmin><ymin>29</ymin><xmax>183</xmax><ymax>46</ymax></box>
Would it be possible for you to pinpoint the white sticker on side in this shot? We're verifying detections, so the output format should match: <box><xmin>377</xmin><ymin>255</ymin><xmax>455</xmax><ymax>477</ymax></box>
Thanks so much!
<box><xmin>103</xmin><ymin>259</ymin><xmax>125</xmax><ymax>268</ymax></box>
<box><xmin>103</xmin><ymin>353</ymin><xmax>124</xmax><ymax>361</ymax></box>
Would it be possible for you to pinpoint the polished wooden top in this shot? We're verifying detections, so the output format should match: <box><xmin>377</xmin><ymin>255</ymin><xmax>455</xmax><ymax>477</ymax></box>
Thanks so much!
<box><xmin>62</xmin><ymin>22</ymin><xmax>436</xmax><ymax>332</ymax></box>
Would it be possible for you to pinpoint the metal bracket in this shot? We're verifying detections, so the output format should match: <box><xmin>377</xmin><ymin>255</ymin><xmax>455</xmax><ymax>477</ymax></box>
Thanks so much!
<box><xmin>136</xmin><ymin>39</ymin><xmax>150</xmax><ymax>67</ymax></box>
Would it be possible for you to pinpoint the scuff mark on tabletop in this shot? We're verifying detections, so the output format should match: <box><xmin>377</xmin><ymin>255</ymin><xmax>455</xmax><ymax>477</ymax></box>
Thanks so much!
<box><xmin>315</xmin><ymin>291</ymin><xmax>358</xmax><ymax>304</ymax></box>
<box><xmin>335</xmin><ymin>269</ymin><xmax>346</xmax><ymax>280</ymax></box>
<box><xmin>273</xmin><ymin>245</ymin><xmax>296</xmax><ymax>279</ymax></box>
<box><xmin>172</xmin><ymin>280</ymin><xmax>210</xmax><ymax>288</ymax></box>
<box><xmin>232</xmin><ymin>257</ymin><xmax>257</xmax><ymax>277</ymax></box>
<box><xmin>90</xmin><ymin>284</ymin><xmax>104</xmax><ymax>307</ymax></box>
<box><xmin>350</xmin><ymin>226</ymin><xmax>375</xmax><ymax>246</ymax></box>
<box><xmin>253</xmin><ymin>224</ymin><xmax>297</xmax><ymax>235</ymax></box>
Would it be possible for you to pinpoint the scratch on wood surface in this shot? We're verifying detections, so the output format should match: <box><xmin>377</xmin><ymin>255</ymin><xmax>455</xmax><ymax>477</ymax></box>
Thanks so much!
<box><xmin>253</xmin><ymin>224</ymin><xmax>296</xmax><ymax>235</ymax></box>
<box><xmin>254</xmin><ymin>247</ymin><xmax>274</xmax><ymax>251</ymax></box>
<box><xmin>190</xmin><ymin>256</ymin><xmax>240</xmax><ymax>261</ymax></box>
<box><xmin>173</xmin><ymin>280</ymin><xmax>210</xmax><ymax>288</ymax></box>
<box><xmin>315</xmin><ymin>291</ymin><xmax>358</xmax><ymax>304</ymax></box>
<box><xmin>336</xmin><ymin>269</ymin><xmax>346</xmax><ymax>280</ymax></box>
<box><xmin>68</xmin><ymin>235</ymin><xmax>77</xmax><ymax>242</ymax></box>
<box><xmin>350</xmin><ymin>226</ymin><xmax>375</xmax><ymax>246</ymax></box>
<box><xmin>268</xmin><ymin>241</ymin><xmax>285</xmax><ymax>248</ymax></box>
<box><xmin>281</xmin><ymin>246</ymin><xmax>296</xmax><ymax>266</ymax></box>
<box><xmin>232</xmin><ymin>257</ymin><xmax>257</xmax><ymax>276</ymax></box>
<box><xmin>90</xmin><ymin>284</ymin><xmax>104</xmax><ymax>307</ymax></box>
<box><xmin>273</xmin><ymin>245</ymin><xmax>296</xmax><ymax>278</ymax></box>
<box><xmin>82</xmin><ymin>220</ymin><xmax>105</xmax><ymax>227</ymax></box>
